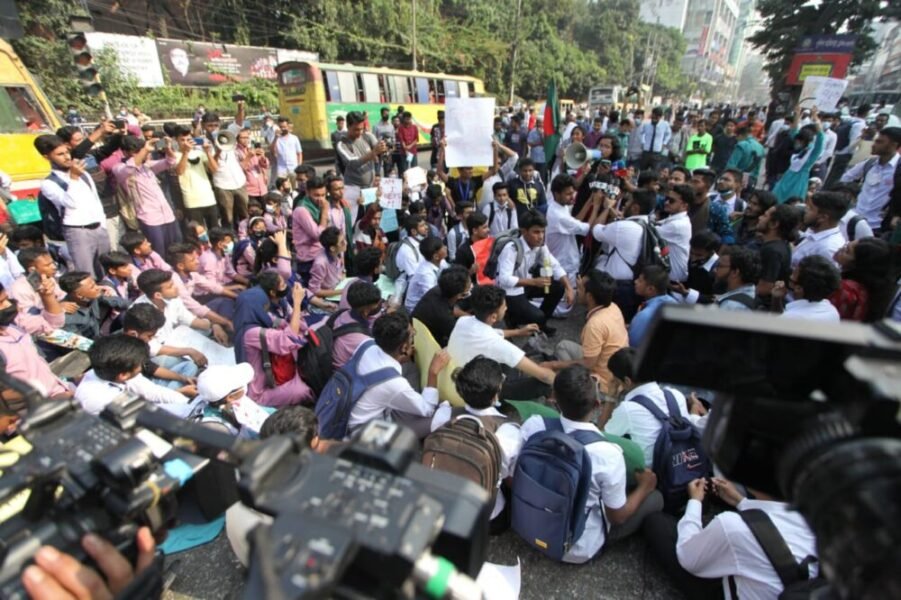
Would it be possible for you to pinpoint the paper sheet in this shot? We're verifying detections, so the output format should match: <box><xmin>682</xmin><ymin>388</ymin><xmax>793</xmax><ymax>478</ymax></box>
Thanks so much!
<box><xmin>379</xmin><ymin>177</ymin><xmax>404</xmax><ymax>209</ymax></box>
<box><xmin>476</xmin><ymin>559</ymin><xmax>521</xmax><ymax>600</ymax></box>
<box><xmin>380</xmin><ymin>208</ymin><xmax>399</xmax><ymax>232</ymax></box>
<box><xmin>163</xmin><ymin>326</ymin><xmax>236</xmax><ymax>366</ymax></box>
<box><xmin>798</xmin><ymin>76</ymin><xmax>849</xmax><ymax>112</ymax></box>
<box><xmin>445</xmin><ymin>97</ymin><xmax>496</xmax><ymax>168</ymax></box>
<box><xmin>361</xmin><ymin>187</ymin><xmax>378</xmax><ymax>205</ymax></box>
<box><xmin>404</xmin><ymin>166</ymin><xmax>428</xmax><ymax>189</ymax></box>
<box><xmin>344</xmin><ymin>185</ymin><xmax>361</xmax><ymax>205</ymax></box>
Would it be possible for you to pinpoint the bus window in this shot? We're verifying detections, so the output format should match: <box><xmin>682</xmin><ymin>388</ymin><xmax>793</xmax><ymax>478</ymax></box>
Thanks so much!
<box><xmin>337</xmin><ymin>71</ymin><xmax>357</xmax><ymax>103</ymax></box>
<box><xmin>324</xmin><ymin>71</ymin><xmax>341</xmax><ymax>102</ymax></box>
<box><xmin>414</xmin><ymin>77</ymin><xmax>430</xmax><ymax>104</ymax></box>
<box><xmin>458</xmin><ymin>81</ymin><xmax>469</xmax><ymax>98</ymax></box>
<box><xmin>280</xmin><ymin>67</ymin><xmax>307</xmax><ymax>86</ymax></box>
<box><xmin>389</xmin><ymin>76</ymin><xmax>411</xmax><ymax>104</ymax></box>
<box><xmin>377</xmin><ymin>75</ymin><xmax>388</xmax><ymax>103</ymax></box>
<box><xmin>0</xmin><ymin>86</ymin><xmax>52</xmax><ymax>133</ymax></box>
<box><xmin>361</xmin><ymin>73</ymin><xmax>381</xmax><ymax>103</ymax></box>
<box><xmin>355</xmin><ymin>73</ymin><xmax>366</xmax><ymax>102</ymax></box>
<box><xmin>444</xmin><ymin>80</ymin><xmax>459</xmax><ymax>99</ymax></box>
<box><xmin>435</xmin><ymin>80</ymin><xmax>445</xmax><ymax>103</ymax></box>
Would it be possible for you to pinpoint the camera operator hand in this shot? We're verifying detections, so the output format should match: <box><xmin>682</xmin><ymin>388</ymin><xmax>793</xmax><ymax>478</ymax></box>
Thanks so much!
<box><xmin>22</xmin><ymin>527</ymin><xmax>156</xmax><ymax>600</ymax></box>
<box><xmin>687</xmin><ymin>478</ymin><xmax>707</xmax><ymax>502</ymax></box>
<box><xmin>712</xmin><ymin>477</ymin><xmax>745</xmax><ymax>507</ymax></box>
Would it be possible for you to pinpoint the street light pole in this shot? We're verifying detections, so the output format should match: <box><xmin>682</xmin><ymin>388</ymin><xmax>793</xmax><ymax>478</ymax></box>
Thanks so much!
<box><xmin>412</xmin><ymin>0</ymin><xmax>418</xmax><ymax>71</ymax></box>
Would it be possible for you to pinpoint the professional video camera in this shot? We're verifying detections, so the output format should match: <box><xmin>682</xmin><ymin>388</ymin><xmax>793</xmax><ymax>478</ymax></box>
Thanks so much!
<box><xmin>638</xmin><ymin>306</ymin><xmax>901</xmax><ymax>600</ymax></box>
<box><xmin>0</xmin><ymin>370</ymin><xmax>489</xmax><ymax>600</ymax></box>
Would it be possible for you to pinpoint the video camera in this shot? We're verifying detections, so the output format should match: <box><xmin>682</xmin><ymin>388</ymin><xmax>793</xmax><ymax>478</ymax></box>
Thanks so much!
<box><xmin>0</xmin><ymin>372</ymin><xmax>489</xmax><ymax>599</ymax></box>
<box><xmin>639</xmin><ymin>306</ymin><xmax>901</xmax><ymax>599</ymax></box>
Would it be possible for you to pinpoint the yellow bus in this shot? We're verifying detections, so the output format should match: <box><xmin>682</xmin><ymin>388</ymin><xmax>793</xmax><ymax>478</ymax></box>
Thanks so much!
<box><xmin>275</xmin><ymin>61</ymin><xmax>485</xmax><ymax>152</ymax></box>
<box><xmin>0</xmin><ymin>39</ymin><xmax>61</xmax><ymax>200</ymax></box>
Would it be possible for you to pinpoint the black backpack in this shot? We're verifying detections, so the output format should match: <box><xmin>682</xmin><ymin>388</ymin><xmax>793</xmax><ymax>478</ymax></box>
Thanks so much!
<box><xmin>37</xmin><ymin>171</ymin><xmax>77</xmax><ymax>241</ymax></box>
<box><xmin>297</xmin><ymin>309</ymin><xmax>370</xmax><ymax>396</ymax></box>
<box><xmin>634</xmin><ymin>219</ymin><xmax>671</xmax><ymax>276</ymax></box>
<box><xmin>735</xmin><ymin>509</ymin><xmax>828</xmax><ymax>600</ymax></box>
<box><xmin>482</xmin><ymin>229</ymin><xmax>523</xmax><ymax>281</ymax></box>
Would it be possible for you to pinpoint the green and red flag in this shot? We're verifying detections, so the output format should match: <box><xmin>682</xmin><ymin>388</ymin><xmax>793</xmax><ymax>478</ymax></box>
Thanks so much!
<box><xmin>543</xmin><ymin>79</ymin><xmax>560</xmax><ymax>163</ymax></box>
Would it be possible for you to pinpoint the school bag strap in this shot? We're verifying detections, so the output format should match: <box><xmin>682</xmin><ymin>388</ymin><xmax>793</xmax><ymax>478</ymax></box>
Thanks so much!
<box><xmin>542</xmin><ymin>416</ymin><xmax>604</xmax><ymax>446</ymax></box>
<box><xmin>739</xmin><ymin>509</ymin><xmax>813</xmax><ymax>588</ymax></box>
<box><xmin>259</xmin><ymin>328</ymin><xmax>275</xmax><ymax>388</ymax></box>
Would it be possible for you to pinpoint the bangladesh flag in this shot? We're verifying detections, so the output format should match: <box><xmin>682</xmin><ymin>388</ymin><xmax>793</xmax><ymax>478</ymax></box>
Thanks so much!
<box><xmin>543</xmin><ymin>80</ymin><xmax>560</xmax><ymax>167</ymax></box>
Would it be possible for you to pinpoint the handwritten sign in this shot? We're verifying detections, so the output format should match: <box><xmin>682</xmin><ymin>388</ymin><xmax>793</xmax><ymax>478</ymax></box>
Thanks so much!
<box><xmin>799</xmin><ymin>76</ymin><xmax>849</xmax><ymax>113</ymax></box>
<box><xmin>379</xmin><ymin>177</ymin><xmax>404</xmax><ymax>210</ymax></box>
<box><xmin>445</xmin><ymin>97</ymin><xmax>496</xmax><ymax>168</ymax></box>
<box><xmin>380</xmin><ymin>208</ymin><xmax>399</xmax><ymax>232</ymax></box>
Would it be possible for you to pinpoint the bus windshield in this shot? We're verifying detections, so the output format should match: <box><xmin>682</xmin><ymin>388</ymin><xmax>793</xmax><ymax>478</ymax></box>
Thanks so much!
<box><xmin>0</xmin><ymin>86</ymin><xmax>54</xmax><ymax>133</ymax></box>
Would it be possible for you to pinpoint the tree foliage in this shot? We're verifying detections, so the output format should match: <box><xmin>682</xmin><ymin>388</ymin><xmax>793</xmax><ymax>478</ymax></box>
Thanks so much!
<box><xmin>748</xmin><ymin>0</ymin><xmax>901</xmax><ymax>97</ymax></box>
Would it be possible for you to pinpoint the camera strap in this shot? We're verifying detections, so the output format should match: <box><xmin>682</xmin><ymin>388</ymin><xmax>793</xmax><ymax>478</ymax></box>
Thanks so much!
<box><xmin>738</xmin><ymin>509</ymin><xmax>812</xmax><ymax>587</ymax></box>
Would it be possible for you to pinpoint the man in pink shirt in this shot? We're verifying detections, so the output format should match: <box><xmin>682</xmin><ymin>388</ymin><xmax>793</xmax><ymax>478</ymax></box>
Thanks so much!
<box><xmin>113</xmin><ymin>135</ymin><xmax>181</xmax><ymax>255</ymax></box>
<box><xmin>122</xmin><ymin>231</ymin><xmax>172</xmax><ymax>273</ymax></box>
<box><xmin>236</xmin><ymin>129</ymin><xmax>269</xmax><ymax>205</ymax></box>
<box><xmin>197</xmin><ymin>228</ymin><xmax>250</xmax><ymax>299</ymax></box>
<box><xmin>9</xmin><ymin>248</ymin><xmax>68</xmax><ymax>314</ymax></box>
<box><xmin>291</xmin><ymin>176</ymin><xmax>330</xmax><ymax>285</ymax></box>
<box><xmin>308</xmin><ymin>227</ymin><xmax>346</xmax><ymax>300</ymax></box>
<box><xmin>168</xmin><ymin>243</ymin><xmax>236</xmax><ymax>324</ymax></box>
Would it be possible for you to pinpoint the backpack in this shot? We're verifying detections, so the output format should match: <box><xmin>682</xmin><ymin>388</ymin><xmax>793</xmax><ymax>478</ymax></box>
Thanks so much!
<box><xmin>37</xmin><ymin>171</ymin><xmax>74</xmax><ymax>241</ymax></box>
<box><xmin>735</xmin><ymin>509</ymin><xmax>827</xmax><ymax>600</ymax></box>
<box><xmin>258</xmin><ymin>328</ymin><xmax>297</xmax><ymax>388</ymax></box>
<box><xmin>629</xmin><ymin>390</ymin><xmax>710</xmax><ymax>511</ymax></box>
<box><xmin>421</xmin><ymin>409</ymin><xmax>506</xmax><ymax>505</ymax></box>
<box><xmin>297</xmin><ymin>309</ymin><xmax>370</xmax><ymax>396</ymax></box>
<box><xmin>717</xmin><ymin>292</ymin><xmax>755</xmax><ymax>309</ymax></box>
<box><xmin>846</xmin><ymin>214</ymin><xmax>864</xmax><ymax>242</ymax></box>
<box><xmin>510</xmin><ymin>417</ymin><xmax>604</xmax><ymax>561</ymax></box>
<box><xmin>634</xmin><ymin>219</ymin><xmax>671</xmax><ymax>275</ymax></box>
<box><xmin>314</xmin><ymin>339</ymin><xmax>401</xmax><ymax>440</ymax></box>
<box><xmin>482</xmin><ymin>229</ymin><xmax>523</xmax><ymax>281</ymax></box>
<box><xmin>834</xmin><ymin>118</ymin><xmax>854</xmax><ymax>152</ymax></box>
<box><xmin>384</xmin><ymin>237</ymin><xmax>418</xmax><ymax>280</ymax></box>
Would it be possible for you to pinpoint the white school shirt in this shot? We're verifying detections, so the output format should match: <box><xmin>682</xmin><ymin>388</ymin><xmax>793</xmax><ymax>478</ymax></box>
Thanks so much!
<box><xmin>604</xmin><ymin>382</ymin><xmax>689</xmax><ymax>468</ymax></box>
<box><xmin>545</xmin><ymin>197</ymin><xmax>590</xmax><ymax>275</ymax></box>
<box><xmin>212</xmin><ymin>147</ymin><xmax>247</xmax><ymax>191</ymax></box>
<box><xmin>347</xmin><ymin>343</ymin><xmax>439</xmax><ymax>435</ymax></box>
<box><xmin>840</xmin><ymin>153</ymin><xmax>900</xmax><ymax>228</ymax></box>
<box><xmin>404</xmin><ymin>260</ymin><xmax>444</xmax><ymax>313</ymax></box>
<box><xmin>781</xmin><ymin>299</ymin><xmax>840</xmax><ymax>322</ymax></box>
<box><xmin>655</xmin><ymin>211</ymin><xmax>691</xmax><ymax>282</ymax></box>
<box><xmin>75</xmin><ymin>369</ymin><xmax>197</xmax><ymax>418</ymax></box>
<box><xmin>839</xmin><ymin>208</ymin><xmax>874</xmax><ymax>242</ymax></box>
<box><xmin>133</xmin><ymin>295</ymin><xmax>197</xmax><ymax>355</ymax></box>
<box><xmin>394</xmin><ymin>237</ymin><xmax>422</xmax><ymax>299</ymax></box>
<box><xmin>520</xmin><ymin>415</ymin><xmax>627</xmax><ymax>564</ymax></box>
<box><xmin>676</xmin><ymin>499</ymin><xmax>818</xmax><ymax>600</ymax></box>
<box><xmin>0</xmin><ymin>250</ymin><xmax>25</xmax><ymax>290</ymax></box>
<box><xmin>495</xmin><ymin>237</ymin><xmax>565</xmax><ymax>297</ymax></box>
<box><xmin>430</xmin><ymin>402</ymin><xmax>521</xmax><ymax>519</ymax></box>
<box><xmin>446</xmin><ymin>223</ymin><xmax>468</xmax><ymax>261</ymax></box>
<box><xmin>791</xmin><ymin>226</ymin><xmax>844</xmax><ymax>268</ymax></box>
<box><xmin>40</xmin><ymin>169</ymin><xmax>107</xmax><ymax>227</ymax></box>
<box><xmin>592</xmin><ymin>216</ymin><xmax>646</xmax><ymax>281</ymax></box>
<box><xmin>447</xmin><ymin>316</ymin><xmax>524</xmax><ymax>370</ymax></box>
<box><xmin>483</xmin><ymin>200</ymin><xmax>518</xmax><ymax>237</ymax></box>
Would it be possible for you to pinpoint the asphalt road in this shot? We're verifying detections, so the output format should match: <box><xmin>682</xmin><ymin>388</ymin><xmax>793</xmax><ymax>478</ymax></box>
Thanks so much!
<box><xmin>163</xmin><ymin>303</ymin><xmax>684</xmax><ymax>600</ymax></box>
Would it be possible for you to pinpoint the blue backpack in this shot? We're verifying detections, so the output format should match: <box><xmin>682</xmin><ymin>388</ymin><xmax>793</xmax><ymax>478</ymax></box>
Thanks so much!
<box><xmin>510</xmin><ymin>417</ymin><xmax>603</xmax><ymax>561</ymax></box>
<box><xmin>314</xmin><ymin>340</ymin><xmax>401</xmax><ymax>440</ymax></box>
<box><xmin>630</xmin><ymin>390</ymin><xmax>711</xmax><ymax>511</ymax></box>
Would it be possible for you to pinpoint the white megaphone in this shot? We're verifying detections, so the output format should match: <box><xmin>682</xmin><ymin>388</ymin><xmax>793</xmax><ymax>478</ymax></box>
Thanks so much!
<box><xmin>564</xmin><ymin>142</ymin><xmax>602</xmax><ymax>169</ymax></box>
<box><xmin>216</xmin><ymin>130</ymin><xmax>237</xmax><ymax>152</ymax></box>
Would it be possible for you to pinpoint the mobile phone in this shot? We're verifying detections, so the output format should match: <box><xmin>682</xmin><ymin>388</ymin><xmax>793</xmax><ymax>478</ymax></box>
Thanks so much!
<box><xmin>193</xmin><ymin>136</ymin><xmax>206</xmax><ymax>146</ymax></box>
<box><xmin>27</xmin><ymin>270</ymin><xmax>42</xmax><ymax>291</ymax></box>
<box><xmin>252</xmin><ymin>141</ymin><xmax>262</xmax><ymax>149</ymax></box>
<box><xmin>113</xmin><ymin>119</ymin><xmax>127</xmax><ymax>130</ymax></box>
<box><xmin>231</xmin><ymin>93</ymin><xmax>246</xmax><ymax>102</ymax></box>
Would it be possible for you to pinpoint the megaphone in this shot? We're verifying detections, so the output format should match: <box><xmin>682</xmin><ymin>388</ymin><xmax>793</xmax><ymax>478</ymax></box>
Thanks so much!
<box><xmin>564</xmin><ymin>142</ymin><xmax>602</xmax><ymax>169</ymax></box>
<box><xmin>216</xmin><ymin>130</ymin><xmax>237</xmax><ymax>152</ymax></box>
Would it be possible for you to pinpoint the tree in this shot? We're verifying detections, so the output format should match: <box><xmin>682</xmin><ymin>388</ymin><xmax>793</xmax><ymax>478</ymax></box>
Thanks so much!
<box><xmin>748</xmin><ymin>0</ymin><xmax>901</xmax><ymax>98</ymax></box>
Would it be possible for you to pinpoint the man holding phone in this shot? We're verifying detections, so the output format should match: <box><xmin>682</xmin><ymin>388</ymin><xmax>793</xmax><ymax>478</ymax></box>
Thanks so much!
<box><xmin>684</xmin><ymin>119</ymin><xmax>713</xmax><ymax>172</ymax></box>
<box><xmin>236</xmin><ymin>129</ymin><xmax>269</xmax><ymax>206</ymax></box>
<box><xmin>272</xmin><ymin>116</ymin><xmax>303</xmax><ymax>186</ymax></box>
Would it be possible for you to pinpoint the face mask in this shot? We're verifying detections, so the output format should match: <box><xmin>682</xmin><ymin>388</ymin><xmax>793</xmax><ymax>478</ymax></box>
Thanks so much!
<box><xmin>414</xmin><ymin>233</ymin><xmax>425</xmax><ymax>241</ymax></box>
<box><xmin>68</xmin><ymin>109</ymin><xmax>77</xmax><ymax>115</ymax></box>
<box><xmin>793</xmin><ymin>141</ymin><xmax>805</xmax><ymax>152</ymax></box>
<box><xmin>223</xmin><ymin>241</ymin><xmax>234</xmax><ymax>254</ymax></box>
<box><xmin>719</xmin><ymin>188</ymin><xmax>734</xmax><ymax>197</ymax></box>
<box><xmin>251</xmin><ymin>230</ymin><xmax>267</xmax><ymax>240</ymax></box>
<box><xmin>275</xmin><ymin>286</ymin><xmax>290</xmax><ymax>298</ymax></box>
<box><xmin>265</xmin><ymin>205</ymin><xmax>276</xmax><ymax>214</ymax></box>
<box><xmin>0</xmin><ymin>301</ymin><xmax>19</xmax><ymax>326</ymax></box>
<box><xmin>198</xmin><ymin>232</ymin><xmax>210</xmax><ymax>243</ymax></box>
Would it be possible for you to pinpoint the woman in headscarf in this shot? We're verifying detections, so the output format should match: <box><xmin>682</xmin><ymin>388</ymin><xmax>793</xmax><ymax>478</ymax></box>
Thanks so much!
<box><xmin>234</xmin><ymin>216</ymin><xmax>268</xmax><ymax>278</ymax></box>
<box><xmin>773</xmin><ymin>106</ymin><xmax>824</xmax><ymax>204</ymax></box>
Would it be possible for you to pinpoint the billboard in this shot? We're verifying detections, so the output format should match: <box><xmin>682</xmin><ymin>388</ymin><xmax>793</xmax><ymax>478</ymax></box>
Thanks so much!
<box><xmin>156</xmin><ymin>39</ymin><xmax>278</xmax><ymax>85</ymax></box>
<box><xmin>85</xmin><ymin>32</ymin><xmax>165</xmax><ymax>88</ymax></box>
<box><xmin>787</xmin><ymin>35</ymin><xmax>856</xmax><ymax>85</ymax></box>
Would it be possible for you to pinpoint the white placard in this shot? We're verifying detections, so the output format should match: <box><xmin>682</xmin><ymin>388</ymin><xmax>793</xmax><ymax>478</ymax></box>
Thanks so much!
<box><xmin>404</xmin><ymin>166</ymin><xmax>428</xmax><ymax>189</ymax></box>
<box><xmin>445</xmin><ymin>97</ymin><xmax>496</xmax><ymax>168</ymax></box>
<box><xmin>361</xmin><ymin>187</ymin><xmax>378</xmax><ymax>205</ymax></box>
<box><xmin>379</xmin><ymin>177</ymin><xmax>404</xmax><ymax>209</ymax></box>
<box><xmin>798</xmin><ymin>76</ymin><xmax>849</xmax><ymax>113</ymax></box>
<box><xmin>85</xmin><ymin>32</ymin><xmax>165</xmax><ymax>88</ymax></box>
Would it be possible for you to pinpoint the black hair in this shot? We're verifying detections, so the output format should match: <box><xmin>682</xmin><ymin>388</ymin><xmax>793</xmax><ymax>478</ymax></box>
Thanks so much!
<box><xmin>123</xmin><ymin>303</ymin><xmax>166</xmax><ymax>334</ymax></box>
<box><xmin>519</xmin><ymin>209</ymin><xmax>547</xmax><ymax>230</ymax></box>
<box><xmin>99</xmin><ymin>250</ymin><xmax>131</xmax><ymax>273</ymax></box>
<box><xmin>295</xmin><ymin>164</ymin><xmax>316</xmax><ymax>178</ymax></box>
<box><xmin>253</xmin><ymin>239</ymin><xmax>279</xmax><ymax>274</ymax></box>
<box><xmin>518</xmin><ymin>157</ymin><xmax>535</xmax><ymax>171</ymax></box>
<box><xmin>120</xmin><ymin>135</ymin><xmax>144</xmax><ymax>154</ymax></box>
<box><xmin>453</xmin><ymin>356</ymin><xmax>504</xmax><ymax>409</ymax></box>
<box><xmin>140</xmin><ymin>124</ymin><xmax>155</xmax><ymax>133</ymax></box>
<box><xmin>209</xmin><ymin>227</ymin><xmax>234</xmax><ymax>246</ymax></box>
<box><xmin>690</xmin><ymin>231</ymin><xmax>721</xmax><ymax>252</ymax></box>
<box><xmin>637</xmin><ymin>170</ymin><xmax>659</xmax><ymax>187</ymax></box>
<box><xmin>692</xmin><ymin>168</ymin><xmax>716</xmax><ymax>188</ymax></box>
<box><xmin>750</xmin><ymin>189</ymin><xmax>778</xmax><ymax>213</ymax></box>
<box><xmin>325</xmin><ymin>174</ymin><xmax>343</xmax><ymax>191</ymax></box>
<box><xmin>607</xmin><ymin>347</ymin><xmax>638</xmax><ymax>382</ymax></box>
<box><xmin>344</xmin><ymin>111</ymin><xmax>364</xmax><ymax>127</ymax></box>
<box><xmin>454</xmin><ymin>201</ymin><xmax>473</xmax><ymax>216</ymax></box>
<box><xmin>550</xmin><ymin>173</ymin><xmax>575</xmax><ymax>194</ymax></box>
<box><xmin>470</xmin><ymin>285</ymin><xmax>506</xmax><ymax>321</ymax></box>
<box><xmin>17</xmin><ymin>247</ymin><xmax>51</xmax><ymax>270</ymax></box>
<box><xmin>319</xmin><ymin>226</ymin><xmax>342</xmax><ymax>252</ymax></box>
<box><xmin>768</xmin><ymin>204</ymin><xmax>800</xmax><ymax>240</ymax></box>
<box><xmin>796</xmin><ymin>255</ymin><xmax>840</xmax><ymax>302</ymax></box>
<box><xmin>409</xmin><ymin>200</ymin><xmax>426</xmax><ymax>215</ymax></box>
<box><xmin>720</xmin><ymin>246</ymin><xmax>760</xmax><ymax>284</ymax></box>
<box><xmin>167</xmin><ymin>243</ymin><xmax>197</xmax><ymax>268</ymax></box>
<box><xmin>257</xmin><ymin>270</ymin><xmax>282</xmax><ymax>296</ymax></box>
<box><xmin>59</xmin><ymin>271</ymin><xmax>91</xmax><ymax>295</ymax></box>
<box><xmin>355</xmin><ymin>247</ymin><xmax>383</xmax><ymax>277</ymax></box>
<box><xmin>722</xmin><ymin>168</ymin><xmax>742</xmax><ymax>182</ymax></box>
<box><xmin>492</xmin><ymin>181</ymin><xmax>509</xmax><ymax>194</ymax></box>
<box><xmin>437</xmin><ymin>265</ymin><xmax>470</xmax><ymax>299</ymax></box>
<box><xmin>639</xmin><ymin>265</ymin><xmax>670</xmax><ymax>295</ymax></box>
<box><xmin>373</xmin><ymin>311</ymin><xmax>412</xmax><ymax>355</ymax></box>
<box><xmin>810</xmin><ymin>191</ymin><xmax>849</xmax><ymax>223</ymax></box>
<box><xmin>347</xmin><ymin>280</ymin><xmax>382</xmax><ymax>309</ymax></box>
<box><xmin>465</xmin><ymin>211</ymin><xmax>488</xmax><ymax>235</ymax></box>
<box><xmin>629</xmin><ymin>190</ymin><xmax>656</xmax><ymax>215</ymax></box>
<box><xmin>583</xmin><ymin>270</ymin><xmax>616</xmax><ymax>308</ymax></box>
<box><xmin>879</xmin><ymin>126</ymin><xmax>901</xmax><ymax>146</ymax></box>
<box><xmin>305</xmin><ymin>175</ymin><xmax>326</xmax><ymax>192</ymax></box>
<box><xmin>419</xmin><ymin>236</ymin><xmax>444</xmax><ymax>262</ymax></box>
<box><xmin>260</xmin><ymin>406</ymin><xmax>318</xmax><ymax>445</ymax></box>
<box><xmin>404</xmin><ymin>214</ymin><xmax>425</xmax><ymax>234</ymax></box>
<box><xmin>136</xmin><ymin>269</ymin><xmax>173</xmax><ymax>298</ymax></box>
<box><xmin>34</xmin><ymin>134</ymin><xmax>65</xmax><ymax>156</ymax></box>
<box><xmin>277</xmin><ymin>116</ymin><xmax>290</xmax><ymax>124</ymax></box>
<box><xmin>553</xmin><ymin>365</ymin><xmax>597</xmax><ymax>421</ymax></box>
<box><xmin>9</xmin><ymin>225</ymin><xmax>44</xmax><ymax>246</ymax></box>
<box><xmin>671</xmin><ymin>166</ymin><xmax>690</xmax><ymax>180</ymax></box>
<box><xmin>670</xmin><ymin>183</ymin><xmax>696</xmax><ymax>205</ymax></box>
<box><xmin>855</xmin><ymin>104</ymin><xmax>871</xmax><ymax>117</ymax></box>
<box><xmin>89</xmin><ymin>335</ymin><xmax>149</xmax><ymax>382</ymax></box>
<box><xmin>201</xmin><ymin>112</ymin><xmax>220</xmax><ymax>124</ymax></box>
<box><xmin>55</xmin><ymin>126</ymin><xmax>80</xmax><ymax>143</ymax></box>
<box><xmin>120</xmin><ymin>231</ymin><xmax>148</xmax><ymax>254</ymax></box>
<box><xmin>598</xmin><ymin>134</ymin><xmax>623</xmax><ymax>161</ymax></box>
<box><xmin>651</xmin><ymin>107</ymin><xmax>663</xmax><ymax>118</ymax></box>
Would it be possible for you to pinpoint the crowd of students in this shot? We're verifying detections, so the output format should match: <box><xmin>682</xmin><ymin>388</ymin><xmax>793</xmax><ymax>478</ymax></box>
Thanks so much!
<box><xmin>1</xmin><ymin>97</ymin><xmax>899</xmax><ymax>599</ymax></box>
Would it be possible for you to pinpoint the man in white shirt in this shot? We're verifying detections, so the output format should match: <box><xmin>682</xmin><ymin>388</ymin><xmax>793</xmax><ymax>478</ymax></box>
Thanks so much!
<box><xmin>203</xmin><ymin>111</ymin><xmax>250</xmax><ymax>228</ymax></box>
<box><xmin>838</xmin><ymin>127</ymin><xmax>901</xmax><ymax>232</ymax></box>
<box><xmin>0</xmin><ymin>233</ymin><xmax>24</xmax><ymax>290</ymax></box>
<box><xmin>404</xmin><ymin>236</ymin><xmax>447</xmax><ymax>313</ymax></box>
<box><xmin>393</xmin><ymin>215</ymin><xmax>427</xmax><ymax>302</ymax></box>
<box><xmin>639</xmin><ymin>107</ymin><xmax>673</xmax><ymax>171</ymax></box>
<box><xmin>643</xmin><ymin>478</ymin><xmax>817</xmax><ymax>600</ymax></box>
<box><xmin>825</xmin><ymin>104</ymin><xmax>869</xmax><ymax>188</ymax></box>
<box><xmin>592</xmin><ymin>190</ymin><xmax>657</xmax><ymax>322</ymax></box>
<box><xmin>483</xmin><ymin>182</ymin><xmax>518</xmax><ymax>237</ymax></box>
<box><xmin>792</xmin><ymin>192</ymin><xmax>847</xmax><ymax>268</ymax></box>
<box><xmin>812</xmin><ymin>116</ymin><xmax>838</xmax><ymax>180</ymax></box>
<box><xmin>34</xmin><ymin>134</ymin><xmax>110</xmax><ymax>278</ymax></box>
<box><xmin>75</xmin><ymin>334</ymin><xmax>198</xmax><ymax>418</ymax></box>
<box><xmin>272</xmin><ymin>116</ymin><xmax>303</xmax><ymax>180</ymax></box>
<box><xmin>656</xmin><ymin>185</ymin><xmax>693</xmax><ymax>282</ymax></box>
<box><xmin>348</xmin><ymin>312</ymin><xmax>450</xmax><ymax>438</ymax></box>
<box><xmin>777</xmin><ymin>255</ymin><xmax>841</xmax><ymax>322</ymax></box>
<box><xmin>494</xmin><ymin>210</ymin><xmax>575</xmax><ymax>333</ymax></box>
